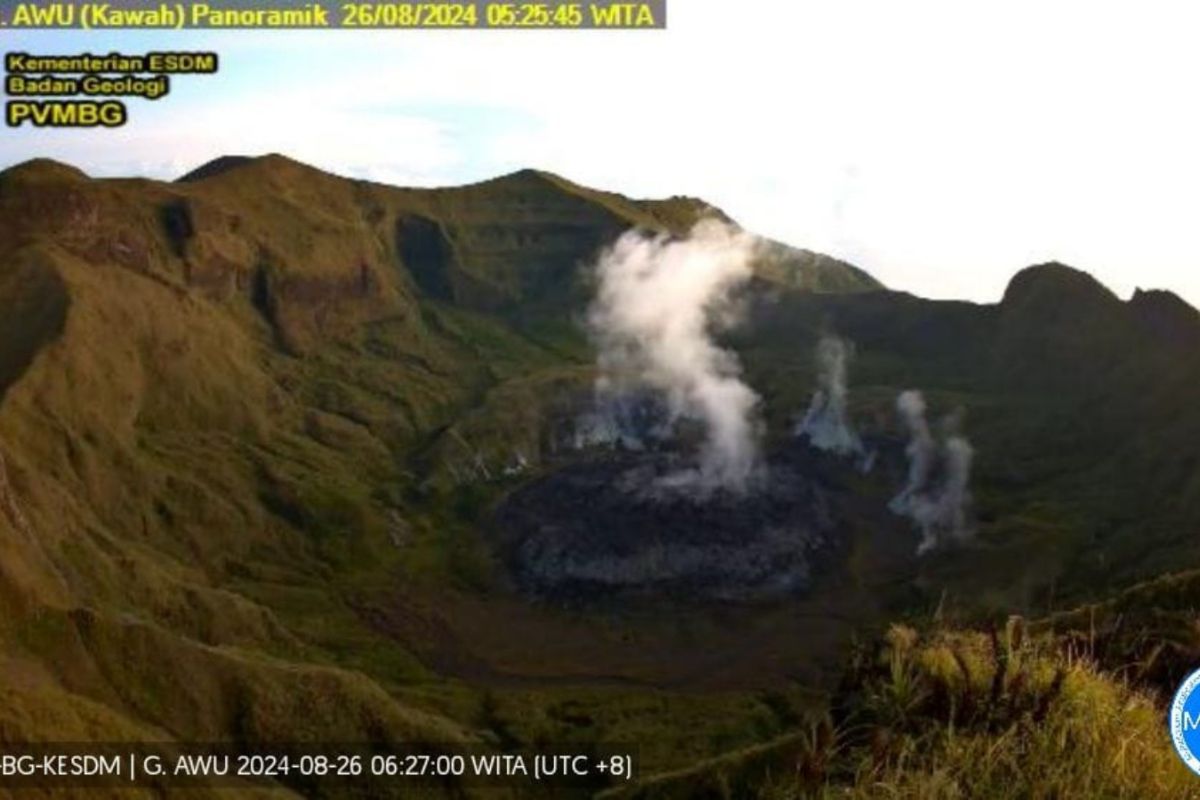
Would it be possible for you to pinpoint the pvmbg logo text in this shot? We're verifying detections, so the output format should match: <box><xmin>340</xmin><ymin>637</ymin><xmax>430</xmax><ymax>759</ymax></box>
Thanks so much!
<box><xmin>1170</xmin><ymin>669</ymin><xmax>1200</xmax><ymax>775</ymax></box>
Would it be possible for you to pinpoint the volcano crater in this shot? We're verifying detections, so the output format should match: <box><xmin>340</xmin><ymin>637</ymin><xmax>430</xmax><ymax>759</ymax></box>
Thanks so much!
<box><xmin>493</xmin><ymin>444</ymin><xmax>871</xmax><ymax>604</ymax></box>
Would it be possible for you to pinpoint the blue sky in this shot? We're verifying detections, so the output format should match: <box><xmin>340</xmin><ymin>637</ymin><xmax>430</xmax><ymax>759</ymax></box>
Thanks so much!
<box><xmin>3</xmin><ymin>1</ymin><xmax>1200</xmax><ymax>309</ymax></box>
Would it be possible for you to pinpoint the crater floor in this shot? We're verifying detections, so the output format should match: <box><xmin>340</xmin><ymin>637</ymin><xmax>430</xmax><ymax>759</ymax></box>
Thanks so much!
<box><xmin>493</xmin><ymin>444</ymin><xmax>877</xmax><ymax>603</ymax></box>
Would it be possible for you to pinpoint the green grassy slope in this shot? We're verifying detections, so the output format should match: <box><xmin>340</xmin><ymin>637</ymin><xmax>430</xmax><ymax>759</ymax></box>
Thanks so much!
<box><xmin>0</xmin><ymin>155</ymin><xmax>883</xmax><ymax>788</ymax></box>
<box><xmin>0</xmin><ymin>153</ymin><xmax>1197</xmax><ymax>797</ymax></box>
<box><xmin>602</xmin><ymin>615</ymin><xmax>1200</xmax><ymax>799</ymax></box>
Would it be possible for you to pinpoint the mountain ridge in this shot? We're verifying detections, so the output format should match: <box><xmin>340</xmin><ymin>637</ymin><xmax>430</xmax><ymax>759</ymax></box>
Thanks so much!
<box><xmin>9</xmin><ymin>154</ymin><xmax>1195</xmax><ymax>316</ymax></box>
<box><xmin>0</xmin><ymin>154</ymin><xmax>1199</xmax><ymax>795</ymax></box>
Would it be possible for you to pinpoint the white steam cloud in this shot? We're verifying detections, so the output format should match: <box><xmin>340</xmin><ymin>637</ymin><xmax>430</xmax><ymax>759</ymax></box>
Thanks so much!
<box><xmin>889</xmin><ymin>390</ymin><xmax>974</xmax><ymax>554</ymax></box>
<box><xmin>892</xmin><ymin>390</ymin><xmax>935</xmax><ymax>498</ymax></box>
<box><xmin>796</xmin><ymin>335</ymin><xmax>862</xmax><ymax>457</ymax></box>
<box><xmin>586</xmin><ymin>219</ymin><xmax>763</xmax><ymax>493</ymax></box>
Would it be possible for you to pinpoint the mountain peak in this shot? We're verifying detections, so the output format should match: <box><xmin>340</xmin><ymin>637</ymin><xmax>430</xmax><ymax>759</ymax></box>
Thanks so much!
<box><xmin>1130</xmin><ymin>286</ymin><xmax>1198</xmax><ymax>313</ymax></box>
<box><xmin>461</xmin><ymin>166</ymin><xmax>577</xmax><ymax>193</ymax></box>
<box><xmin>1001</xmin><ymin>262</ymin><xmax>1120</xmax><ymax>309</ymax></box>
<box><xmin>176</xmin><ymin>152</ymin><xmax>334</xmax><ymax>184</ymax></box>
<box><xmin>498</xmin><ymin>167</ymin><xmax>559</xmax><ymax>182</ymax></box>
<box><xmin>176</xmin><ymin>154</ymin><xmax>256</xmax><ymax>182</ymax></box>
<box><xmin>0</xmin><ymin>158</ymin><xmax>89</xmax><ymax>184</ymax></box>
<box><xmin>1128</xmin><ymin>287</ymin><xmax>1200</xmax><ymax>348</ymax></box>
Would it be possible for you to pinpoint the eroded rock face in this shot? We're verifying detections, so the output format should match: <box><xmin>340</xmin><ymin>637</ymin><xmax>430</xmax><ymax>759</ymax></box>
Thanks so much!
<box><xmin>494</xmin><ymin>445</ymin><xmax>849</xmax><ymax>604</ymax></box>
<box><xmin>0</xmin><ymin>450</ymin><xmax>28</xmax><ymax>532</ymax></box>
<box><xmin>397</xmin><ymin>213</ymin><xmax>455</xmax><ymax>302</ymax></box>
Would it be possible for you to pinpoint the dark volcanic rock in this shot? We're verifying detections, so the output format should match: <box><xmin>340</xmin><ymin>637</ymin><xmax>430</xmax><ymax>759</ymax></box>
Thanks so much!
<box><xmin>1128</xmin><ymin>288</ymin><xmax>1200</xmax><ymax>350</ymax></box>
<box><xmin>494</xmin><ymin>445</ymin><xmax>851</xmax><ymax>603</ymax></box>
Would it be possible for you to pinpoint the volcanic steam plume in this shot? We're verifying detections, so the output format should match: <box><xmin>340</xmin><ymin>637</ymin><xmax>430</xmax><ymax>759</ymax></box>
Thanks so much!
<box><xmin>796</xmin><ymin>334</ymin><xmax>863</xmax><ymax>457</ymax></box>
<box><xmin>888</xmin><ymin>390</ymin><xmax>974</xmax><ymax>554</ymax></box>
<box><xmin>586</xmin><ymin>219</ymin><xmax>763</xmax><ymax>494</ymax></box>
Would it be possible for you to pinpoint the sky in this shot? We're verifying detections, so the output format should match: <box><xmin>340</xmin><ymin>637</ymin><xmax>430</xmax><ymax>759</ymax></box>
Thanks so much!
<box><xmin>3</xmin><ymin>0</ymin><xmax>1200</xmax><ymax>308</ymax></box>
